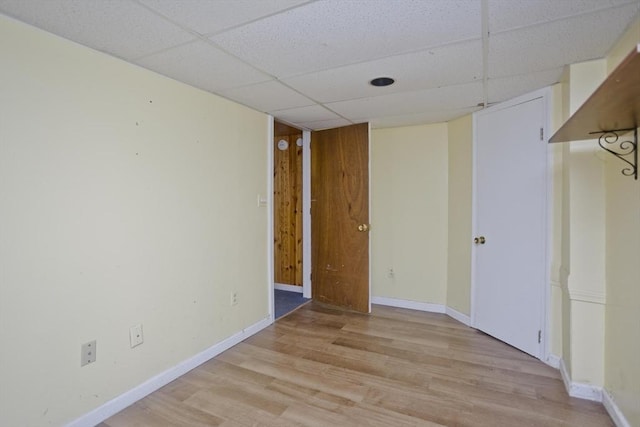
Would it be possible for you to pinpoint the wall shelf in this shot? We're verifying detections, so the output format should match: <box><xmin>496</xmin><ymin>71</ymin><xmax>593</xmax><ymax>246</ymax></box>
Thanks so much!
<box><xmin>549</xmin><ymin>44</ymin><xmax>639</xmax><ymax>180</ymax></box>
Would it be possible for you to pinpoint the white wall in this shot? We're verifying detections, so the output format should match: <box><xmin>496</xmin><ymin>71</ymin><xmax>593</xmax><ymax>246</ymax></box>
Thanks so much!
<box><xmin>0</xmin><ymin>15</ymin><xmax>269</xmax><ymax>427</ymax></box>
<box><xmin>371</xmin><ymin>124</ymin><xmax>448</xmax><ymax>305</ymax></box>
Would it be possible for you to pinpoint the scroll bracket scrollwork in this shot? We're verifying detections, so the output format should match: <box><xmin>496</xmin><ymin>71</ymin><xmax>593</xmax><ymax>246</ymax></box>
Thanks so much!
<box><xmin>589</xmin><ymin>127</ymin><xmax>637</xmax><ymax>180</ymax></box>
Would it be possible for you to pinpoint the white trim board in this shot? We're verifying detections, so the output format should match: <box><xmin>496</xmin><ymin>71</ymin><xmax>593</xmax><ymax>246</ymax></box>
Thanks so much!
<box><xmin>545</xmin><ymin>354</ymin><xmax>561</xmax><ymax>369</ymax></box>
<box><xmin>302</xmin><ymin>130</ymin><xmax>311</xmax><ymax>299</ymax></box>
<box><xmin>445</xmin><ymin>306</ymin><xmax>471</xmax><ymax>326</ymax></box>
<box><xmin>559</xmin><ymin>358</ymin><xmax>603</xmax><ymax>402</ymax></box>
<box><xmin>274</xmin><ymin>283</ymin><xmax>303</xmax><ymax>293</ymax></box>
<box><xmin>267</xmin><ymin>116</ymin><xmax>275</xmax><ymax>322</ymax></box>
<box><xmin>371</xmin><ymin>296</ymin><xmax>445</xmax><ymax>313</ymax></box>
<box><xmin>65</xmin><ymin>316</ymin><xmax>273</xmax><ymax>427</ymax></box>
<box><xmin>559</xmin><ymin>359</ymin><xmax>632</xmax><ymax>426</ymax></box>
<box><xmin>602</xmin><ymin>388</ymin><xmax>632</xmax><ymax>427</ymax></box>
<box><xmin>371</xmin><ymin>296</ymin><xmax>475</xmax><ymax>327</ymax></box>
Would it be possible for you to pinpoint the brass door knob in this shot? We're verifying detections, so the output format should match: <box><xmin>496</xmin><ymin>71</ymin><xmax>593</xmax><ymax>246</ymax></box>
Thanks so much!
<box><xmin>357</xmin><ymin>224</ymin><xmax>370</xmax><ymax>232</ymax></box>
<box><xmin>474</xmin><ymin>236</ymin><xmax>486</xmax><ymax>244</ymax></box>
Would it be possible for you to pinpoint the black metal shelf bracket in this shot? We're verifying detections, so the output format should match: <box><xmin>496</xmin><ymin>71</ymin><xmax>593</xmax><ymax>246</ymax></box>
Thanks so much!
<box><xmin>590</xmin><ymin>127</ymin><xmax>637</xmax><ymax>180</ymax></box>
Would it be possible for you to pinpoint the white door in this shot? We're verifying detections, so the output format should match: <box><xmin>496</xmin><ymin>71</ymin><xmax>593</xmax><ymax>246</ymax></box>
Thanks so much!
<box><xmin>473</xmin><ymin>93</ymin><xmax>547</xmax><ymax>358</ymax></box>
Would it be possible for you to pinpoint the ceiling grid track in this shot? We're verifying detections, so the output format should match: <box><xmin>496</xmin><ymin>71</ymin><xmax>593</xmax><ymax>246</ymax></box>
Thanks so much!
<box><xmin>481</xmin><ymin>0</ymin><xmax>489</xmax><ymax>109</ymax></box>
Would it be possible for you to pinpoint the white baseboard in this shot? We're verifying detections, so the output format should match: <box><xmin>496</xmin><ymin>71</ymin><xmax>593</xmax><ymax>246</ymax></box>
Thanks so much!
<box><xmin>445</xmin><ymin>306</ymin><xmax>471</xmax><ymax>326</ymax></box>
<box><xmin>370</xmin><ymin>297</ymin><xmax>475</xmax><ymax>328</ymax></box>
<box><xmin>602</xmin><ymin>388</ymin><xmax>631</xmax><ymax>427</ymax></box>
<box><xmin>545</xmin><ymin>353</ymin><xmax>561</xmax><ymax>369</ymax></box>
<box><xmin>559</xmin><ymin>358</ymin><xmax>603</xmax><ymax>402</ymax></box>
<box><xmin>65</xmin><ymin>316</ymin><xmax>273</xmax><ymax>427</ymax></box>
<box><xmin>274</xmin><ymin>283</ymin><xmax>303</xmax><ymax>293</ymax></box>
<box><xmin>371</xmin><ymin>296</ymin><xmax>445</xmax><ymax>313</ymax></box>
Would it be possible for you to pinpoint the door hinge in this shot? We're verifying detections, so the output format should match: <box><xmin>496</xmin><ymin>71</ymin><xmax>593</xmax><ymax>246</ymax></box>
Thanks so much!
<box><xmin>540</xmin><ymin>127</ymin><xmax>544</xmax><ymax>141</ymax></box>
<box><xmin>310</xmin><ymin>273</ymin><xmax>312</xmax><ymax>282</ymax></box>
<box><xmin>538</xmin><ymin>330</ymin><xmax>542</xmax><ymax>343</ymax></box>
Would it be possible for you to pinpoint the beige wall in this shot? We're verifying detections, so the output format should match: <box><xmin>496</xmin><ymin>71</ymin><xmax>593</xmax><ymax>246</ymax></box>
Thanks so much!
<box><xmin>604</xmin><ymin>159</ymin><xmax>640</xmax><ymax>427</ymax></box>
<box><xmin>446</xmin><ymin>115</ymin><xmax>473</xmax><ymax>315</ymax></box>
<box><xmin>554</xmin><ymin>13</ymin><xmax>640</xmax><ymax>425</ymax></box>
<box><xmin>558</xmin><ymin>59</ymin><xmax>608</xmax><ymax>386</ymax></box>
<box><xmin>0</xmin><ymin>16</ymin><xmax>269</xmax><ymax>427</ymax></box>
<box><xmin>371</xmin><ymin>124</ymin><xmax>448</xmax><ymax>305</ymax></box>
<box><xmin>603</xmin><ymin>15</ymin><xmax>640</xmax><ymax>427</ymax></box>
<box><xmin>549</xmin><ymin>83</ymin><xmax>566</xmax><ymax>359</ymax></box>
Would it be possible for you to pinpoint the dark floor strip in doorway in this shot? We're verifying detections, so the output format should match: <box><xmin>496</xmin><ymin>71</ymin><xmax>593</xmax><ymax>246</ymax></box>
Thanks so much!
<box><xmin>275</xmin><ymin>289</ymin><xmax>311</xmax><ymax>319</ymax></box>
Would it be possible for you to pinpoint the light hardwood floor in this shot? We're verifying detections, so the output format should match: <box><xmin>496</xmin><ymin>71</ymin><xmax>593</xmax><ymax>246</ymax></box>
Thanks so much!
<box><xmin>102</xmin><ymin>302</ymin><xmax>613</xmax><ymax>426</ymax></box>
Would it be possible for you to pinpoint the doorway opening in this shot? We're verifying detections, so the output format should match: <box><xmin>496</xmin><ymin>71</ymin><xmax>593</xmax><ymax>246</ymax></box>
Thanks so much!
<box><xmin>273</xmin><ymin>120</ymin><xmax>310</xmax><ymax>318</ymax></box>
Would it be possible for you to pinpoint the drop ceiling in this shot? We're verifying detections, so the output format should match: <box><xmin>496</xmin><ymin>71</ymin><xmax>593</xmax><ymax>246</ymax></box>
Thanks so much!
<box><xmin>1</xmin><ymin>0</ymin><xmax>638</xmax><ymax>130</ymax></box>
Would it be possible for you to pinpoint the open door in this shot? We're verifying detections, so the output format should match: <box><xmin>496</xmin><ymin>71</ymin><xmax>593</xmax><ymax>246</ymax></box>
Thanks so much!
<box><xmin>311</xmin><ymin>123</ymin><xmax>370</xmax><ymax>313</ymax></box>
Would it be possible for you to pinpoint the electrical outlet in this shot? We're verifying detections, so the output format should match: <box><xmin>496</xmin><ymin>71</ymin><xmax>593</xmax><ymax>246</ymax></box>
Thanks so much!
<box><xmin>129</xmin><ymin>324</ymin><xmax>144</xmax><ymax>348</ymax></box>
<box><xmin>81</xmin><ymin>340</ymin><xmax>96</xmax><ymax>367</ymax></box>
<box><xmin>231</xmin><ymin>291</ymin><xmax>238</xmax><ymax>306</ymax></box>
<box><xmin>387</xmin><ymin>268</ymin><xmax>395</xmax><ymax>279</ymax></box>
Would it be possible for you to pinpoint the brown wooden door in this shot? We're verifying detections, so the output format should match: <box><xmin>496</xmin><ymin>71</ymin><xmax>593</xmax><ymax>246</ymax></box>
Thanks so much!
<box><xmin>311</xmin><ymin>123</ymin><xmax>369</xmax><ymax>313</ymax></box>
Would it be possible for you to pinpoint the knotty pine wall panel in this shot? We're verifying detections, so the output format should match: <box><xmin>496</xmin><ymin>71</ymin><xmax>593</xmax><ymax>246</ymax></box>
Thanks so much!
<box><xmin>274</xmin><ymin>132</ymin><xmax>302</xmax><ymax>286</ymax></box>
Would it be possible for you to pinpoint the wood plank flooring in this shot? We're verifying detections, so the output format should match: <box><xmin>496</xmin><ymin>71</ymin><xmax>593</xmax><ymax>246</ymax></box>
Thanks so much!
<box><xmin>102</xmin><ymin>302</ymin><xmax>613</xmax><ymax>426</ymax></box>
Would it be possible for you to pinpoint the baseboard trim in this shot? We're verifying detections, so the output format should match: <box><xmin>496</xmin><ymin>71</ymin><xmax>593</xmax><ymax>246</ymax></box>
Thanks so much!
<box><xmin>445</xmin><ymin>306</ymin><xmax>471</xmax><ymax>326</ymax></box>
<box><xmin>65</xmin><ymin>316</ymin><xmax>273</xmax><ymax>427</ymax></box>
<box><xmin>274</xmin><ymin>283</ymin><xmax>303</xmax><ymax>293</ymax></box>
<box><xmin>559</xmin><ymin>358</ymin><xmax>603</xmax><ymax>402</ymax></box>
<box><xmin>370</xmin><ymin>297</ymin><xmax>476</xmax><ymax>327</ymax></box>
<box><xmin>371</xmin><ymin>296</ymin><xmax>445</xmax><ymax>313</ymax></box>
<box><xmin>602</xmin><ymin>388</ymin><xmax>631</xmax><ymax>427</ymax></box>
<box><xmin>545</xmin><ymin>353</ymin><xmax>561</xmax><ymax>369</ymax></box>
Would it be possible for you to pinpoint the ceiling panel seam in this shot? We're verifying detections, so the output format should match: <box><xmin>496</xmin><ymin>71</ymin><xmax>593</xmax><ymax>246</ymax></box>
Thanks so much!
<box><xmin>490</xmin><ymin>1</ymin><xmax>640</xmax><ymax>36</ymax></box>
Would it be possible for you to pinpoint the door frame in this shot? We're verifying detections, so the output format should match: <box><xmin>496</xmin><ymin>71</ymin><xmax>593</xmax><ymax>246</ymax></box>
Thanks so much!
<box><xmin>268</xmin><ymin>116</ymin><xmax>275</xmax><ymax>322</ymax></box>
<box><xmin>268</xmin><ymin>120</ymin><xmax>312</xmax><ymax>320</ymax></box>
<box><xmin>470</xmin><ymin>87</ymin><xmax>553</xmax><ymax>362</ymax></box>
<box><xmin>302</xmin><ymin>130</ymin><xmax>311</xmax><ymax>299</ymax></box>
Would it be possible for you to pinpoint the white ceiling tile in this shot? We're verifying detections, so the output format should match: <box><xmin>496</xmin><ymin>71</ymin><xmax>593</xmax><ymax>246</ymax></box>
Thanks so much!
<box><xmin>488</xmin><ymin>68</ymin><xmax>564</xmax><ymax>104</ymax></box>
<box><xmin>219</xmin><ymin>81</ymin><xmax>314</xmax><ymax>113</ymax></box>
<box><xmin>371</xmin><ymin>107</ymin><xmax>480</xmax><ymax>129</ymax></box>
<box><xmin>135</xmin><ymin>40</ymin><xmax>272</xmax><ymax>92</ymax></box>
<box><xmin>488</xmin><ymin>0</ymin><xmax>638</xmax><ymax>34</ymax></box>
<box><xmin>282</xmin><ymin>40</ymin><xmax>483</xmax><ymax>103</ymax></box>
<box><xmin>297</xmin><ymin>118</ymin><xmax>354</xmax><ymax>131</ymax></box>
<box><xmin>488</xmin><ymin>4</ymin><xmax>639</xmax><ymax>78</ymax></box>
<box><xmin>326</xmin><ymin>82</ymin><xmax>484</xmax><ymax>122</ymax></box>
<box><xmin>0</xmin><ymin>0</ymin><xmax>195</xmax><ymax>60</ymax></box>
<box><xmin>139</xmin><ymin>0</ymin><xmax>310</xmax><ymax>35</ymax></box>
<box><xmin>1</xmin><ymin>0</ymin><xmax>637</xmax><ymax>129</ymax></box>
<box><xmin>210</xmin><ymin>0</ymin><xmax>480</xmax><ymax>77</ymax></box>
<box><xmin>272</xmin><ymin>104</ymin><xmax>342</xmax><ymax>124</ymax></box>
